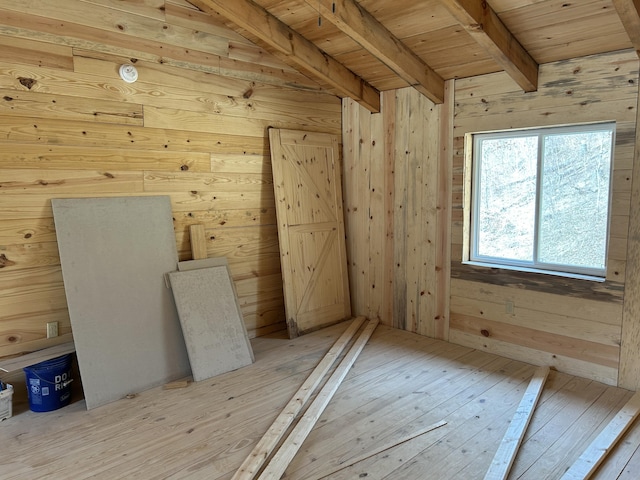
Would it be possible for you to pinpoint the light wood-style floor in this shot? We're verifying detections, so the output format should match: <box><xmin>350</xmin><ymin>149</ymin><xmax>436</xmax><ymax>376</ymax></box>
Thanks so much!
<box><xmin>2</xmin><ymin>321</ymin><xmax>640</xmax><ymax>479</ymax></box>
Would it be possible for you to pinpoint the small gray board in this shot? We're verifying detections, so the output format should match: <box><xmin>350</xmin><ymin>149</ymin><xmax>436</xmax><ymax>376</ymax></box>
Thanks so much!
<box><xmin>169</xmin><ymin>264</ymin><xmax>254</xmax><ymax>382</ymax></box>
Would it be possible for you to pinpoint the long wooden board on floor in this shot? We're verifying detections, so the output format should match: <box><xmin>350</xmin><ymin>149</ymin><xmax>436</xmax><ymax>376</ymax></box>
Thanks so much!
<box><xmin>168</xmin><ymin>265</ymin><xmax>254</xmax><ymax>382</ymax></box>
<box><xmin>560</xmin><ymin>390</ymin><xmax>640</xmax><ymax>480</ymax></box>
<box><xmin>307</xmin><ymin>419</ymin><xmax>448</xmax><ymax>480</ymax></box>
<box><xmin>52</xmin><ymin>196</ymin><xmax>190</xmax><ymax>409</ymax></box>
<box><xmin>257</xmin><ymin>319</ymin><xmax>379</xmax><ymax>479</ymax></box>
<box><xmin>484</xmin><ymin>366</ymin><xmax>550</xmax><ymax>480</ymax></box>
<box><xmin>232</xmin><ymin>316</ymin><xmax>366</xmax><ymax>480</ymax></box>
<box><xmin>269</xmin><ymin>129</ymin><xmax>351</xmax><ymax>338</ymax></box>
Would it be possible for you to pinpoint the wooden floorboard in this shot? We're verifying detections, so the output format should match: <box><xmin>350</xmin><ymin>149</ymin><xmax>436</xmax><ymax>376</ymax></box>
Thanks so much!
<box><xmin>1</xmin><ymin>322</ymin><xmax>640</xmax><ymax>479</ymax></box>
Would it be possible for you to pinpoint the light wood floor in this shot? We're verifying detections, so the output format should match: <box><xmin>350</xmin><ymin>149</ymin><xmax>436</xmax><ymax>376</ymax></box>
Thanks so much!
<box><xmin>2</xmin><ymin>321</ymin><xmax>640</xmax><ymax>479</ymax></box>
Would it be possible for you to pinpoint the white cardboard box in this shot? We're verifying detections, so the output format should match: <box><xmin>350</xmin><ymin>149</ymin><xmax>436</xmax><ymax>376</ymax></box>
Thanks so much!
<box><xmin>0</xmin><ymin>384</ymin><xmax>14</xmax><ymax>421</ymax></box>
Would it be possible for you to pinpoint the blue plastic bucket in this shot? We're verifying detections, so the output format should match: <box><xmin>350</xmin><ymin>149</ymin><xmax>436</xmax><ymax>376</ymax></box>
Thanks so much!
<box><xmin>23</xmin><ymin>354</ymin><xmax>73</xmax><ymax>412</ymax></box>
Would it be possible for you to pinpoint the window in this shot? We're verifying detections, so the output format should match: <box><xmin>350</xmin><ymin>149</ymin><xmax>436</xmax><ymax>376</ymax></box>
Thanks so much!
<box><xmin>467</xmin><ymin>122</ymin><xmax>615</xmax><ymax>280</ymax></box>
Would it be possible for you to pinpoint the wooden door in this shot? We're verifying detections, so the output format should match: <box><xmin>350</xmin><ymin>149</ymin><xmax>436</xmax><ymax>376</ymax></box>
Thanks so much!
<box><xmin>269</xmin><ymin>129</ymin><xmax>351</xmax><ymax>337</ymax></box>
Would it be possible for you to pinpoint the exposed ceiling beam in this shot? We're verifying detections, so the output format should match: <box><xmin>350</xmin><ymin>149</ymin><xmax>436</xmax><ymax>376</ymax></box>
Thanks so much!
<box><xmin>188</xmin><ymin>0</ymin><xmax>381</xmax><ymax>112</ymax></box>
<box><xmin>307</xmin><ymin>0</ymin><xmax>444</xmax><ymax>104</ymax></box>
<box><xmin>439</xmin><ymin>0</ymin><xmax>538</xmax><ymax>92</ymax></box>
<box><xmin>611</xmin><ymin>0</ymin><xmax>640</xmax><ymax>56</ymax></box>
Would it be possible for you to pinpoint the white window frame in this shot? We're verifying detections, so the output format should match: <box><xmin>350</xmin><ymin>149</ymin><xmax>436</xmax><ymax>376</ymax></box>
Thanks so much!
<box><xmin>465</xmin><ymin>122</ymin><xmax>615</xmax><ymax>281</ymax></box>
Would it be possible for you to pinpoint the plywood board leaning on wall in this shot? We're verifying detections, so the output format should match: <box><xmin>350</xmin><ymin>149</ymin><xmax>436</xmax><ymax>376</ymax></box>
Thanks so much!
<box><xmin>52</xmin><ymin>196</ymin><xmax>190</xmax><ymax>409</ymax></box>
<box><xmin>269</xmin><ymin>128</ymin><xmax>351</xmax><ymax>337</ymax></box>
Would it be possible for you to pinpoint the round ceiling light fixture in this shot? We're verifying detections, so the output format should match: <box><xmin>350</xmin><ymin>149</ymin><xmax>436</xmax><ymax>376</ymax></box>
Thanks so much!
<box><xmin>119</xmin><ymin>64</ymin><xmax>139</xmax><ymax>83</ymax></box>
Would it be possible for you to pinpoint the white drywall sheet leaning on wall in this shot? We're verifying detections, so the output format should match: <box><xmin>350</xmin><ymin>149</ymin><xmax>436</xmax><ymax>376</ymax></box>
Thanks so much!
<box><xmin>52</xmin><ymin>196</ymin><xmax>190</xmax><ymax>409</ymax></box>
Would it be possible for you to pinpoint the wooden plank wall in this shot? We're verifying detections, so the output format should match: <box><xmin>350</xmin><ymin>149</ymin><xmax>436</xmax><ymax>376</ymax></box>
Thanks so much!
<box><xmin>451</xmin><ymin>50</ymin><xmax>638</xmax><ymax>386</ymax></box>
<box><xmin>620</xmin><ymin>74</ymin><xmax>640</xmax><ymax>390</ymax></box>
<box><xmin>0</xmin><ymin>0</ymin><xmax>342</xmax><ymax>361</ymax></box>
<box><xmin>342</xmin><ymin>87</ymin><xmax>447</xmax><ymax>338</ymax></box>
<box><xmin>342</xmin><ymin>50</ymin><xmax>640</xmax><ymax>387</ymax></box>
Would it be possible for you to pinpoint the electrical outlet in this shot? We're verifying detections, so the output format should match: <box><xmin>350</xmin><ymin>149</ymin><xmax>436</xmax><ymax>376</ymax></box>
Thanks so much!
<box><xmin>46</xmin><ymin>321</ymin><xmax>59</xmax><ymax>339</ymax></box>
<box><xmin>505</xmin><ymin>301</ymin><xmax>514</xmax><ymax>314</ymax></box>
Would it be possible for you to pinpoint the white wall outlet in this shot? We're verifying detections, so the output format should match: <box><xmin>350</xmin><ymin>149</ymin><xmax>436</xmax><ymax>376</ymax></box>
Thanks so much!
<box><xmin>46</xmin><ymin>321</ymin><xmax>59</xmax><ymax>338</ymax></box>
<box><xmin>505</xmin><ymin>301</ymin><xmax>515</xmax><ymax>314</ymax></box>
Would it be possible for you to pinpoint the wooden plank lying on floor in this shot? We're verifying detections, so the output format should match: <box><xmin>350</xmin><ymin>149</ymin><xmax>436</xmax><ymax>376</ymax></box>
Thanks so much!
<box><xmin>231</xmin><ymin>316</ymin><xmax>366</xmax><ymax>480</ymax></box>
<box><xmin>0</xmin><ymin>341</ymin><xmax>75</xmax><ymax>374</ymax></box>
<box><xmin>307</xmin><ymin>419</ymin><xmax>448</xmax><ymax>480</ymax></box>
<box><xmin>258</xmin><ymin>318</ymin><xmax>379</xmax><ymax>479</ymax></box>
<box><xmin>560</xmin><ymin>390</ymin><xmax>640</xmax><ymax>480</ymax></box>
<box><xmin>484</xmin><ymin>366</ymin><xmax>550</xmax><ymax>480</ymax></box>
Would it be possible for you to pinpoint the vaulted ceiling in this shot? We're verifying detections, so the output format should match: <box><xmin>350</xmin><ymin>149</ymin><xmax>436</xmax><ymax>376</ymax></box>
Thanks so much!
<box><xmin>189</xmin><ymin>0</ymin><xmax>640</xmax><ymax>112</ymax></box>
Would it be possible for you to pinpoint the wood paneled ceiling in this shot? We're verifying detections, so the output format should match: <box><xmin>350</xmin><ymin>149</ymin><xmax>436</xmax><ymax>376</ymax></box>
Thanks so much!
<box><xmin>188</xmin><ymin>0</ymin><xmax>639</xmax><ymax>112</ymax></box>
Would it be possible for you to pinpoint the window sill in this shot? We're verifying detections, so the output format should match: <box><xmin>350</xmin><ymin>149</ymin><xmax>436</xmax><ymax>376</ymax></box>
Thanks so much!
<box><xmin>462</xmin><ymin>260</ymin><xmax>606</xmax><ymax>283</ymax></box>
